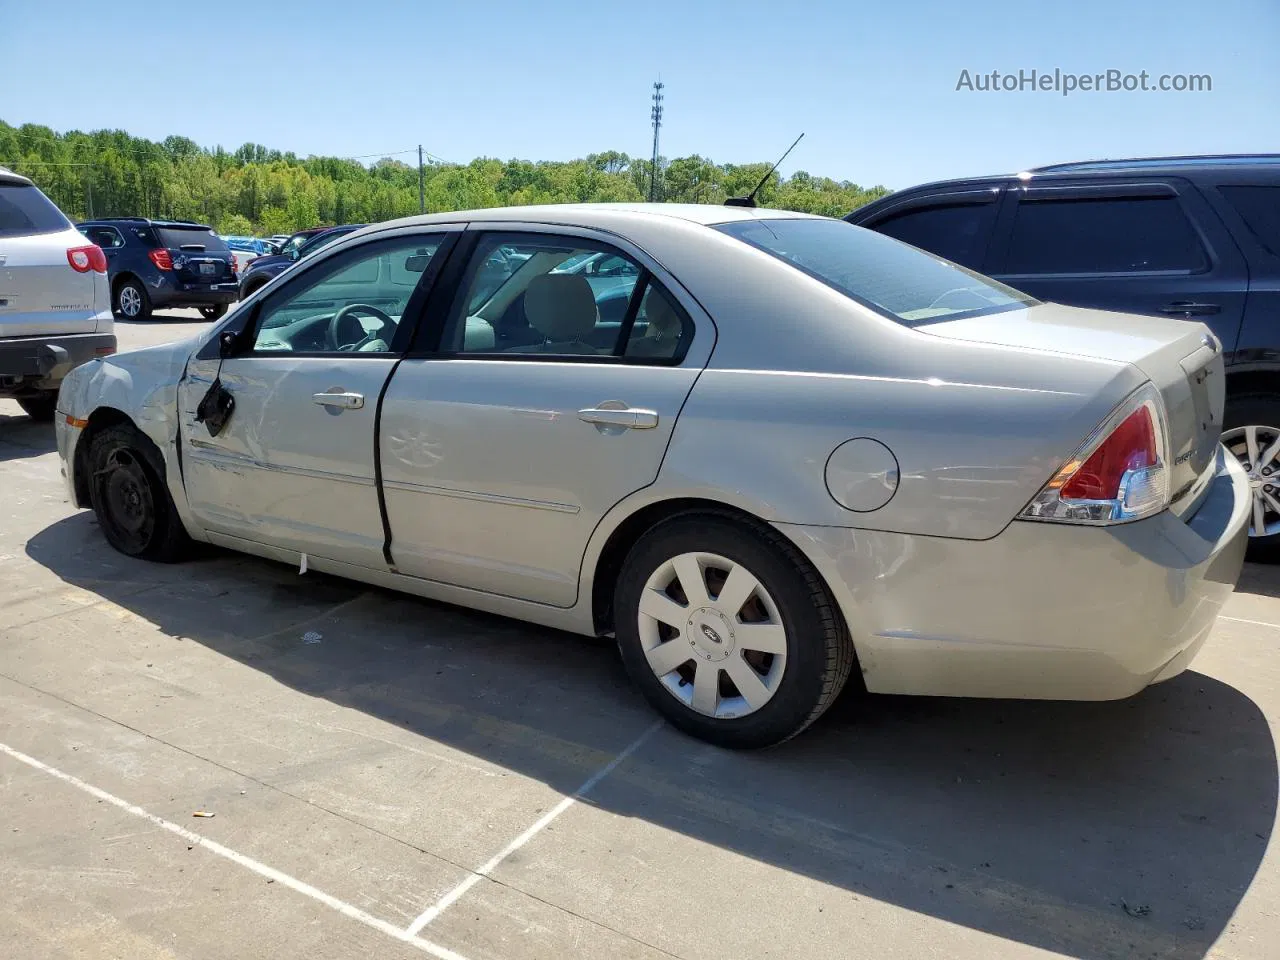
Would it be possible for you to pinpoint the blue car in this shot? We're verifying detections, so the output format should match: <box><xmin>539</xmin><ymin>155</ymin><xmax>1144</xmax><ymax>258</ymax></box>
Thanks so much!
<box><xmin>78</xmin><ymin>218</ymin><xmax>240</xmax><ymax>321</ymax></box>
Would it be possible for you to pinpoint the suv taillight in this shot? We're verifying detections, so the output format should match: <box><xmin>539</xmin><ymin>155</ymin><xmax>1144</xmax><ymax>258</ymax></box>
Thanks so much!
<box><xmin>67</xmin><ymin>245</ymin><xmax>107</xmax><ymax>273</ymax></box>
<box><xmin>231</xmin><ymin>253</ymin><xmax>239</xmax><ymax>273</ymax></box>
<box><xmin>149</xmin><ymin>248</ymin><xmax>173</xmax><ymax>271</ymax></box>
<box><xmin>1021</xmin><ymin>383</ymin><xmax>1170</xmax><ymax>524</ymax></box>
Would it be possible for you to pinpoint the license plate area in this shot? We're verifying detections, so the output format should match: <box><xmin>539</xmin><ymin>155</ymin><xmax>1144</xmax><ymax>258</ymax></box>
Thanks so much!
<box><xmin>198</xmin><ymin>262</ymin><xmax>217</xmax><ymax>276</ymax></box>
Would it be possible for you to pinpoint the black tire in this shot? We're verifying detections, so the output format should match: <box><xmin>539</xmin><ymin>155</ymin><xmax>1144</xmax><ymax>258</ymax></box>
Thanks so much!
<box><xmin>86</xmin><ymin>424</ymin><xmax>191</xmax><ymax>562</ymax></box>
<box><xmin>17</xmin><ymin>392</ymin><xmax>58</xmax><ymax>422</ymax></box>
<box><xmin>240</xmin><ymin>278</ymin><xmax>268</xmax><ymax>300</ymax></box>
<box><xmin>614</xmin><ymin>513</ymin><xmax>857</xmax><ymax>748</ymax></box>
<box><xmin>1223</xmin><ymin>394</ymin><xmax>1280</xmax><ymax>563</ymax></box>
<box><xmin>113</xmin><ymin>277</ymin><xmax>152</xmax><ymax>321</ymax></box>
<box><xmin>200</xmin><ymin>304</ymin><xmax>228</xmax><ymax>321</ymax></box>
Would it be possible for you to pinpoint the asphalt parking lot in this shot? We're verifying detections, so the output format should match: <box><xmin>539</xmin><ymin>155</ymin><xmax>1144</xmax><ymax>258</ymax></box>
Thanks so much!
<box><xmin>2</xmin><ymin>311</ymin><xmax>1279</xmax><ymax>960</ymax></box>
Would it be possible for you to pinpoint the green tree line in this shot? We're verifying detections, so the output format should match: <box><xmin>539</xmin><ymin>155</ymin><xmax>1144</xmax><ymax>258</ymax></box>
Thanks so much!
<box><xmin>0</xmin><ymin>120</ymin><xmax>890</xmax><ymax>234</ymax></box>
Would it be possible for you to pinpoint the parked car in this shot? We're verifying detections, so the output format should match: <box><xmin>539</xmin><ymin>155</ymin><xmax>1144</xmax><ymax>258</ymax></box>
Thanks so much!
<box><xmin>847</xmin><ymin>154</ymin><xmax>1280</xmax><ymax>559</ymax></box>
<box><xmin>238</xmin><ymin>224</ymin><xmax>366</xmax><ymax>298</ymax></box>
<box><xmin>77</xmin><ymin>218</ymin><xmax>239</xmax><ymax>321</ymax></box>
<box><xmin>54</xmin><ymin>204</ymin><xmax>1249</xmax><ymax>748</ymax></box>
<box><xmin>0</xmin><ymin>168</ymin><xmax>115</xmax><ymax>420</ymax></box>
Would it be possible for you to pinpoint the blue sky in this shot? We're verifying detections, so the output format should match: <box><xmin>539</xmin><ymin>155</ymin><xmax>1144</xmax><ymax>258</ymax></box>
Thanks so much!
<box><xmin>2</xmin><ymin>0</ymin><xmax>1276</xmax><ymax>190</ymax></box>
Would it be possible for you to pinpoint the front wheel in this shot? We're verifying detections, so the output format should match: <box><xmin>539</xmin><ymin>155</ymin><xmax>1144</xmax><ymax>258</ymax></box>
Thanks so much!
<box><xmin>86</xmin><ymin>425</ymin><xmax>191</xmax><ymax>562</ymax></box>
<box><xmin>200</xmin><ymin>304</ymin><xmax>228</xmax><ymax>321</ymax></box>
<box><xmin>17</xmin><ymin>392</ymin><xmax>58</xmax><ymax>422</ymax></box>
<box><xmin>614</xmin><ymin>514</ymin><xmax>856</xmax><ymax>748</ymax></box>
<box><xmin>1223</xmin><ymin>394</ymin><xmax>1280</xmax><ymax>563</ymax></box>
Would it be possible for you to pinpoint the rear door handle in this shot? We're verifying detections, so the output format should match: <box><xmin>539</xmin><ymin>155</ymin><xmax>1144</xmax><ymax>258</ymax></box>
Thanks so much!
<box><xmin>313</xmin><ymin>391</ymin><xmax>365</xmax><ymax>410</ymax></box>
<box><xmin>1161</xmin><ymin>301</ymin><xmax>1221</xmax><ymax>316</ymax></box>
<box><xmin>578</xmin><ymin>406</ymin><xmax>659</xmax><ymax>429</ymax></box>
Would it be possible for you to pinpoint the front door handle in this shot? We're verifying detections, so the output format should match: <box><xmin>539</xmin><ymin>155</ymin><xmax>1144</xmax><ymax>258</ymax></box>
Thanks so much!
<box><xmin>313</xmin><ymin>391</ymin><xmax>365</xmax><ymax>410</ymax></box>
<box><xmin>578</xmin><ymin>406</ymin><xmax>659</xmax><ymax>429</ymax></box>
<box><xmin>1161</xmin><ymin>301</ymin><xmax>1221</xmax><ymax>316</ymax></box>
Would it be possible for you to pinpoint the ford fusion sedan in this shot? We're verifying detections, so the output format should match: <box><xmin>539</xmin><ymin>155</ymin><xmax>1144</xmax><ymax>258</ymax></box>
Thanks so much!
<box><xmin>53</xmin><ymin>204</ymin><xmax>1250</xmax><ymax>747</ymax></box>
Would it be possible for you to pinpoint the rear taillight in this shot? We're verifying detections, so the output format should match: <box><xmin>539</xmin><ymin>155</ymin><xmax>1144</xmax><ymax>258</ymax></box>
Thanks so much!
<box><xmin>231</xmin><ymin>253</ymin><xmax>239</xmax><ymax>273</ymax></box>
<box><xmin>1021</xmin><ymin>383</ymin><xmax>1170</xmax><ymax>524</ymax></box>
<box><xmin>149</xmin><ymin>248</ymin><xmax>173</xmax><ymax>271</ymax></box>
<box><xmin>67</xmin><ymin>245</ymin><xmax>107</xmax><ymax>273</ymax></box>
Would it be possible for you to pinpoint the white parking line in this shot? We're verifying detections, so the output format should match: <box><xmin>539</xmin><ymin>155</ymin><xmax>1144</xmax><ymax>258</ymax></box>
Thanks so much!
<box><xmin>405</xmin><ymin>719</ymin><xmax>664</xmax><ymax>936</ymax></box>
<box><xmin>1219</xmin><ymin>615</ymin><xmax>1280</xmax><ymax>630</ymax></box>
<box><xmin>0</xmin><ymin>741</ymin><xmax>473</xmax><ymax>960</ymax></box>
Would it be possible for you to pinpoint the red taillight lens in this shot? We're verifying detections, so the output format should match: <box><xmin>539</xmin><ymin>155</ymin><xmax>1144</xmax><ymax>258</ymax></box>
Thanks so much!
<box><xmin>67</xmin><ymin>244</ymin><xmax>107</xmax><ymax>273</ymax></box>
<box><xmin>148</xmin><ymin>248</ymin><xmax>173</xmax><ymax>271</ymax></box>
<box><xmin>231</xmin><ymin>253</ymin><xmax>239</xmax><ymax>273</ymax></box>
<box><xmin>1060</xmin><ymin>406</ymin><xmax>1158</xmax><ymax>501</ymax></box>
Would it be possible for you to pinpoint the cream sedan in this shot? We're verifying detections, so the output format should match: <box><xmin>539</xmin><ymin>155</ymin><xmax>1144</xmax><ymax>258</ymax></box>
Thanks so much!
<box><xmin>54</xmin><ymin>204</ymin><xmax>1251</xmax><ymax>747</ymax></box>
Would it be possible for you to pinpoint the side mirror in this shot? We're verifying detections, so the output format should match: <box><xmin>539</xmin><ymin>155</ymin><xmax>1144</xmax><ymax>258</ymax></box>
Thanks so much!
<box><xmin>289</xmin><ymin>248</ymin><xmax>300</xmax><ymax>262</ymax></box>
<box><xmin>219</xmin><ymin>330</ymin><xmax>242</xmax><ymax>358</ymax></box>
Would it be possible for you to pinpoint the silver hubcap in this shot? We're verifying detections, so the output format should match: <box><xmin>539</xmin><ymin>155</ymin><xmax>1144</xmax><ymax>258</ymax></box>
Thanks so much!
<box><xmin>637</xmin><ymin>551</ymin><xmax>787</xmax><ymax>719</ymax></box>
<box><xmin>119</xmin><ymin>286</ymin><xmax>141</xmax><ymax>317</ymax></box>
<box><xmin>1223</xmin><ymin>424</ymin><xmax>1280</xmax><ymax>538</ymax></box>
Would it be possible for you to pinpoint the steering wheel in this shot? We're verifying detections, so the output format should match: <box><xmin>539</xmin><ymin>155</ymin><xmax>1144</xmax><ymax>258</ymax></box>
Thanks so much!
<box><xmin>327</xmin><ymin>303</ymin><xmax>396</xmax><ymax>351</ymax></box>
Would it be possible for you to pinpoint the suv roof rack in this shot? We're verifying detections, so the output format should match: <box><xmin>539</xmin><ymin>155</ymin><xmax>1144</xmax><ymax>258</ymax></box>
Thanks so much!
<box><xmin>1027</xmin><ymin>154</ymin><xmax>1280</xmax><ymax>173</ymax></box>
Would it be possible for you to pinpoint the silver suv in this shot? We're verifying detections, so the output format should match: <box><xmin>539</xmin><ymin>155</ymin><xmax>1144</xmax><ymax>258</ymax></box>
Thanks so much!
<box><xmin>0</xmin><ymin>168</ymin><xmax>115</xmax><ymax>420</ymax></box>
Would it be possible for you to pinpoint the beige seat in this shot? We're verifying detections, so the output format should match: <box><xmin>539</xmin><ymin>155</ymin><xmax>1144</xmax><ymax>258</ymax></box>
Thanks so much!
<box><xmin>517</xmin><ymin>274</ymin><xmax>600</xmax><ymax>354</ymax></box>
<box><xmin>628</xmin><ymin>287</ymin><xmax>684</xmax><ymax>358</ymax></box>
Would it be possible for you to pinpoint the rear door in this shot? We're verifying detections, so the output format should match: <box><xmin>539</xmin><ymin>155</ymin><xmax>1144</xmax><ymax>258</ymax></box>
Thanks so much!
<box><xmin>380</xmin><ymin>227</ymin><xmax>711</xmax><ymax>607</ymax></box>
<box><xmin>1203</xmin><ymin>178</ymin><xmax>1280</xmax><ymax>370</ymax></box>
<box><xmin>987</xmin><ymin>179</ymin><xmax>1249</xmax><ymax>353</ymax></box>
<box><xmin>0</xmin><ymin>181</ymin><xmax>97</xmax><ymax>337</ymax></box>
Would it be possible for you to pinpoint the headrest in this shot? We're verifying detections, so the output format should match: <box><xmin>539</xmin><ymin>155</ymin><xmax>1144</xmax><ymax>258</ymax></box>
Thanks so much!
<box><xmin>643</xmin><ymin>288</ymin><xmax>683</xmax><ymax>342</ymax></box>
<box><xmin>524</xmin><ymin>274</ymin><xmax>597</xmax><ymax>341</ymax></box>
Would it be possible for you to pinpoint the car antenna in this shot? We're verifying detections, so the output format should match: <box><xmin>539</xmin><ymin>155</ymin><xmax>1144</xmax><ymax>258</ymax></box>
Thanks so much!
<box><xmin>724</xmin><ymin>133</ymin><xmax>805</xmax><ymax>208</ymax></box>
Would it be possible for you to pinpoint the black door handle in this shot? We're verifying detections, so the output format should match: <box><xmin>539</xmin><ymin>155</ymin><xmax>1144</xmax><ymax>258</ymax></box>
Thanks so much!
<box><xmin>1160</xmin><ymin>301</ymin><xmax>1221</xmax><ymax>316</ymax></box>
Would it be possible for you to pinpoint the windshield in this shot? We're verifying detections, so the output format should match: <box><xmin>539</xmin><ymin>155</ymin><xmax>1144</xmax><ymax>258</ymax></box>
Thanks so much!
<box><xmin>716</xmin><ymin>218</ymin><xmax>1036</xmax><ymax>325</ymax></box>
<box><xmin>157</xmin><ymin>226</ymin><xmax>229</xmax><ymax>252</ymax></box>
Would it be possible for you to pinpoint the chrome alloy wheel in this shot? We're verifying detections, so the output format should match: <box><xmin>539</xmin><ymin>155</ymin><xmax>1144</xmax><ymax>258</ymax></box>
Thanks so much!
<box><xmin>1222</xmin><ymin>424</ymin><xmax>1280</xmax><ymax>538</ymax></box>
<box><xmin>637</xmin><ymin>552</ymin><xmax>788</xmax><ymax>719</ymax></box>
<box><xmin>118</xmin><ymin>284</ymin><xmax>142</xmax><ymax>318</ymax></box>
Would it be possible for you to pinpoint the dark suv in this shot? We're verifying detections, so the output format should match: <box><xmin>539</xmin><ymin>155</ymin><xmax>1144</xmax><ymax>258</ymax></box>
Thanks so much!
<box><xmin>238</xmin><ymin>224</ymin><xmax>366</xmax><ymax>299</ymax></box>
<box><xmin>77</xmin><ymin>218</ymin><xmax>239</xmax><ymax>321</ymax></box>
<box><xmin>848</xmin><ymin>154</ymin><xmax>1280</xmax><ymax>558</ymax></box>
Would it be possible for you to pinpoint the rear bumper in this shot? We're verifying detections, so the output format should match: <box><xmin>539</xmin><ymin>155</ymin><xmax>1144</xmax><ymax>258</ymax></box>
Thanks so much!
<box><xmin>150</xmin><ymin>275</ymin><xmax>239</xmax><ymax>308</ymax></box>
<box><xmin>778</xmin><ymin>445</ymin><xmax>1251</xmax><ymax>700</ymax></box>
<box><xmin>0</xmin><ymin>332</ymin><xmax>117</xmax><ymax>391</ymax></box>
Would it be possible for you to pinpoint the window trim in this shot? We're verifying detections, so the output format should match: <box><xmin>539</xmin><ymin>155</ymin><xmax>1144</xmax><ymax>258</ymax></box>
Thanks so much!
<box><xmin>412</xmin><ymin>227</ymin><xmax>695</xmax><ymax>367</ymax></box>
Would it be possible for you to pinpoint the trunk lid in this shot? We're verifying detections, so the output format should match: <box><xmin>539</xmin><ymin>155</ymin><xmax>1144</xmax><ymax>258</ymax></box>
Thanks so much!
<box><xmin>918</xmin><ymin>302</ymin><xmax>1224</xmax><ymax>509</ymax></box>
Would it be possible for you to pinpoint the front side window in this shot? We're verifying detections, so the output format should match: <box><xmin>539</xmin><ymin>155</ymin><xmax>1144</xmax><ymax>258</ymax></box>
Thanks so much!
<box><xmin>717</xmin><ymin>217</ymin><xmax>1035</xmax><ymax>326</ymax></box>
<box><xmin>440</xmin><ymin>233</ymin><xmax>689</xmax><ymax>360</ymax></box>
<box><xmin>251</xmin><ymin>235</ymin><xmax>443</xmax><ymax>354</ymax></box>
<box><xmin>0</xmin><ymin>183</ymin><xmax>70</xmax><ymax>238</ymax></box>
<box><xmin>870</xmin><ymin>201</ymin><xmax>997</xmax><ymax>270</ymax></box>
<box><xmin>1005</xmin><ymin>196</ymin><xmax>1207</xmax><ymax>274</ymax></box>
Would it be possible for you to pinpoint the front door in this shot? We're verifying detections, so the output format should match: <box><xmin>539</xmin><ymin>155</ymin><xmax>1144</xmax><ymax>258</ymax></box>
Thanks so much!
<box><xmin>177</xmin><ymin>230</ymin><xmax>453</xmax><ymax>568</ymax></box>
<box><xmin>380</xmin><ymin>229</ymin><xmax>710</xmax><ymax>606</ymax></box>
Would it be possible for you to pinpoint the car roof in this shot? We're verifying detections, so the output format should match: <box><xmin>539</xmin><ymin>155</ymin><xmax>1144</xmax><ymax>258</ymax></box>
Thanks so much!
<box><xmin>82</xmin><ymin>217</ymin><xmax>216</xmax><ymax>229</ymax></box>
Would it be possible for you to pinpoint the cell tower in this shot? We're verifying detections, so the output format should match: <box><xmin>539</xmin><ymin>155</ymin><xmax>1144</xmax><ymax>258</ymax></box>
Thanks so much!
<box><xmin>649</xmin><ymin>81</ymin><xmax>664</xmax><ymax>202</ymax></box>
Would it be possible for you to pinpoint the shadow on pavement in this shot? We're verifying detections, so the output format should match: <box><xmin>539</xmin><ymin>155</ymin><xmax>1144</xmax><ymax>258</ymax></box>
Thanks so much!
<box><xmin>0</xmin><ymin>410</ymin><xmax>57</xmax><ymax>461</ymax></box>
<box><xmin>26</xmin><ymin>512</ymin><xmax>1278</xmax><ymax>960</ymax></box>
<box><xmin>1236</xmin><ymin>561</ymin><xmax>1280</xmax><ymax>600</ymax></box>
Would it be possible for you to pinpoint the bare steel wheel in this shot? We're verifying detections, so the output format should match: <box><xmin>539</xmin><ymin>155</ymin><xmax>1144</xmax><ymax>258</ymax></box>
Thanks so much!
<box><xmin>86</xmin><ymin>424</ymin><xmax>191</xmax><ymax>562</ymax></box>
<box><xmin>615</xmin><ymin>514</ymin><xmax>856</xmax><ymax>748</ymax></box>
<box><xmin>639</xmin><ymin>551</ymin><xmax>788</xmax><ymax>719</ymax></box>
<box><xmin>1222</xmin><ymin>395</ymin><xmax>1280</xmax><ymax>562</ymax></box>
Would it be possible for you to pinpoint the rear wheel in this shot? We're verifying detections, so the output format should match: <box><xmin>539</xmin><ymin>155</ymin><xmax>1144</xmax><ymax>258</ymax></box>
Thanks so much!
<box><xmin>114</xmin><ymin>278</ymin><xmax>152</xmax><ymax>321</ymax></box>
<box><xmin>200</xmin><ymin>304</ymin><xmax>228</xmax><ymax>321</ymax></box>
<box><xmin>17</xmin><ymin>392</ymin><xmax>58</xmax><ymax>422</ymax></box>
<box><xmin>1222</xmin><ymin>394</ymin><xmax>1280</xmax><ymax>563</ymax></box>
<box><xmin>614</xmin><ymin>514</ymin><xmax>856</xmax><ymax>748</ymax></box>
<box><xmin>86</xmin><ymin>424</ymin><xmax>190</xmax><ymax>562</ymax></box>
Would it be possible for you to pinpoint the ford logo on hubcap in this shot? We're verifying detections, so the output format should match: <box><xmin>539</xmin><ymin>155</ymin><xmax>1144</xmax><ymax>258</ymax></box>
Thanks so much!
<box><xmin>700</xmin><ymin>623</ymin><xmax>723</xmax><ymax>645</ymax></box>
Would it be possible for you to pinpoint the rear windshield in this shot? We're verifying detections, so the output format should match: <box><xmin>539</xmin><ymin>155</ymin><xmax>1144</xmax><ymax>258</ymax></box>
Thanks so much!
<box><xmin>0</xmin><ymin>183</ymin><xmax>71</xmax><ymax>238</ymax></box>
<box><xmin>157</xmin><ymin>226</ymin><xmax>229</xmax><ymax>252</ymax></box>
<box><xmin>716</xmin><ymin>218</ymin><xmax>1037</xmax><ymax>325</ymax></box>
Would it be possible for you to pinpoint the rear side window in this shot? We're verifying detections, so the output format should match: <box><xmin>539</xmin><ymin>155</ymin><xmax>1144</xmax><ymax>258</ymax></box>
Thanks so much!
<box><xmin>1218</xmin><ymin>185</ymin><xmax>1280</xmax><ymax>257</ymax></box>
<box><xmin>157</xmin><ymin>226</ymin><xmax>229</xmax><ymax>252</ymax></box>
<box><xmin>0</xmin><ymin>183</ymin><xmax>70</xmax><ymax>238</ymax></box>
<box><xmin>870</xmin><ymin>202</ymin><xmax>996</xmax><ymax>270</ymax></box>
<box><xmin>716</xmin><ymin>218</ymin><xmax>1035</xmax><ymax>326</ymax></box>
<box><xmin>82</xmin><ymin>225</ymin><xmax>124</xmax><ymax>248</ymax></box>
<box><xmin>1005</xmin><ymin>196</ymin><xmax>1207</xmax><ymax>274</ymax></box>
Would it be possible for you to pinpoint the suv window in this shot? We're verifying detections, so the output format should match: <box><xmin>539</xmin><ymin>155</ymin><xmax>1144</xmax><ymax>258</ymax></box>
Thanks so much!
<box><xmin>0</xmin><ymin>183</ymin><xmax>70</xmax><ymax>238</ymax></box>
<box><xmin>1219</xmin><ymin>185</ymin><xmax>1280</xmax><ymax>257</ymax></box>
<box><xmin>82</xmin><ymin>225</ymin><xmax>124</xmax><ymax>248</ymax></box>
<box><xmin>157</xmin><ymin>226</ymin><xmax>229</xmax><ymax>252</ymax></box>
<box><xmin>870</xmin><ymin>202</ymin><xmax>996</xmax><ymax>269</ymax></box>
<box><xmin>717</xmin><ymin>218</ymin><xmax>1035</xmax><ymax>326</ymax></box>
<box><xmin>441</xmin><ymin>233</ymin><xmax>689</xmax><ymax>360</ymax></box>
<box><xmin>251</xmin><ymin>235</ymin><xmax>443</xmax><ymax>353</ymax></box>
<box><xmin>1006</xmin><ymin>196</ymin><xmax>1207</xmax><ymax>274</ymax></box>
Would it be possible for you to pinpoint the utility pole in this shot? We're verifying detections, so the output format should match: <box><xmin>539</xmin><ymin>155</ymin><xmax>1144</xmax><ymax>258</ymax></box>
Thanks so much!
<box><xmin>648</xmin><ymin>81</ymin><xmax>664</xmax><ymax>202</ymax></box>
<box><xmin>418</xmin><ymin>145</ymin><xmax>425</xmax><ymax>214</ymax></box>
